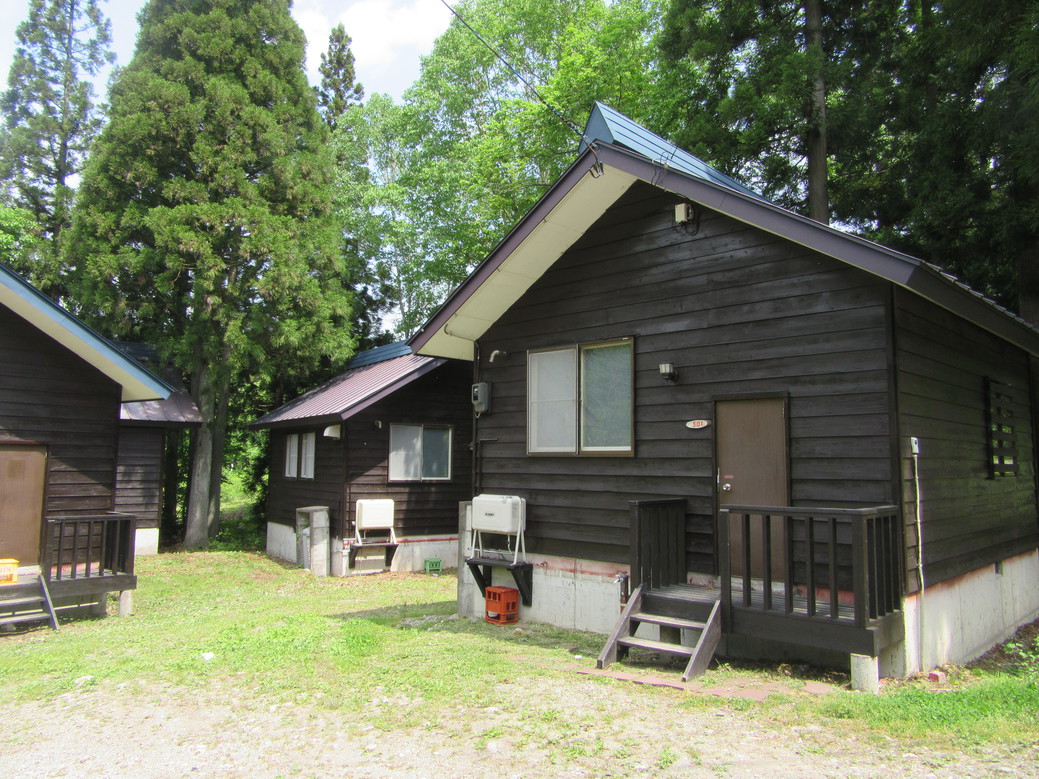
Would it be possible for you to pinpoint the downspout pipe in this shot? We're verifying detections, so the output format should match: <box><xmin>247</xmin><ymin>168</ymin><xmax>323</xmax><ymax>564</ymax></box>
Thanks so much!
<box><xmin>911</xmin><ymin>436</ymin><xmax>926</xmax><ymax>672</ymax></box>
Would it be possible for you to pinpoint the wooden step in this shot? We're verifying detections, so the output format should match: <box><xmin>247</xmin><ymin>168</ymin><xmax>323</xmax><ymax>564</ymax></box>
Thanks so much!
<box><xmin>0</xmin><ymin>611</ymin><xmax>52</xmax><ymax>626</ymax></box>
<box><xmin>642</xmin><ymin>587</ymin><xmax>719</xmax><ymax>622</ymax></box>
<box><xmin>0</xmin><ymin>576</ymin><xmax>58</xmax><ymax>631</ymax></box>
<box><xmin>631</xmin><ymin>612</ymin><xmax>707</xmax><ymax>631</ymax></box>
<box><xmin>617</xmin><ymin>635</ymin><xmax>695</xmax><ymax>657</ymax></box>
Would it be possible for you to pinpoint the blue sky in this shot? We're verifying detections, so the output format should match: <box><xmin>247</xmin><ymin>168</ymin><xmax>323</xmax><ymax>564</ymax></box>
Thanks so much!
<box><xmin>0</xmin><ymin>0</ymin><xmax>454</xmax><ymax>102</ymax></box>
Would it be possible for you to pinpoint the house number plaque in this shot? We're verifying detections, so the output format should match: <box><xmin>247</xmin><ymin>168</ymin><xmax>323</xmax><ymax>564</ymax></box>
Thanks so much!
<box><xmin>686</xmin><ymin>420</ymin><xmax>711</xmax><ymax>429</ymax></box>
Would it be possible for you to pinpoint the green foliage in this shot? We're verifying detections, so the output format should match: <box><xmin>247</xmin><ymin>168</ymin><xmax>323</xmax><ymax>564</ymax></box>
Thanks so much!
<box><xmin>0</xmin><ymin>205</ymin><xmax>39</xmax><ymax>267</ymax></box>
<box><xmin>65</xmin><ymin>0</ymin><xmax>355</xmax><ymax>546</ymax></box>
<box><xmin>0</xmin><ymin>0</ymin><xmax>113</xmax><ymax>295</ymax></box>
<box><xmin>354</xmin><ymin>0</ymin><xmax>664</xmax><ymax>335</ymax></box>
<box><xmin>1005</xmin><ymin>635</ymin><xmax>1039</xmax><ymax>679</ymax></box>
<box><xmin>821</xmin><ymin>678</ymin><xmax>1039</xmax><ymax>744</ymax></box>
<box><xmin>656</xmin><ymin>0</ymin><xmax>1039</xmax><ymax>315</ymax></box>
<box><xmin>317</xmin><ymin>24</ymin><xmax>364</xmax><ymax>132</ymax></box>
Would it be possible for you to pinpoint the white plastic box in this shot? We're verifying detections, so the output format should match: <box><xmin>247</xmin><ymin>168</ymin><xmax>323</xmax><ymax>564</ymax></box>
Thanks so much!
<box><xmin>471</xmin><ymin>494</ymin><xmax>526</xmax><ymax>534</ymax></box>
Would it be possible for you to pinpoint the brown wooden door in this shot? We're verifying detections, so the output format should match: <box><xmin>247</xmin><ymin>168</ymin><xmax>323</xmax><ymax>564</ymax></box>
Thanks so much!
<box><xmin>0</xmin><ymin>444</ymin><xmax>47</xmax><ymax>563</ymax></box>
<box><xmin>716</xmin><ymin>398</ymin><xmax>788</xmax><ymax>576</ymax></box>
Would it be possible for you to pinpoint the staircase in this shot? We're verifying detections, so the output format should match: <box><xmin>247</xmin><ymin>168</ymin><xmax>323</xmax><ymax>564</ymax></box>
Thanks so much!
<box><xmin>597</xmin><ymin>583</ymin><xmax>720</xmax><ymax>681</ymax></box>
<box><xmin>0</xmin><ymin>575</ymin><xmax>59</xmax><ymax>631</ymax></box>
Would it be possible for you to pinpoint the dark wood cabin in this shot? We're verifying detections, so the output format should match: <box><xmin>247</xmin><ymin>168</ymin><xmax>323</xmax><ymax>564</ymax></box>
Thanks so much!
<box><xmin>116</xmin><ymin>353</ymin><xmax>202</xmax><ymax>555</ymax></box>
<box><xmin>410</xmin><ymin>103</ymin><xmax>1039</xmax><ymax>680</ymax></box>
<box><xmin>252</xmin><ymin>342</ymin><xmax>473</xmax><ymax>574</ymax></box>
<box><xmin>0</xmin><ymin>264</ymin><xmax>170</xmax><ymax>616</ymax></box>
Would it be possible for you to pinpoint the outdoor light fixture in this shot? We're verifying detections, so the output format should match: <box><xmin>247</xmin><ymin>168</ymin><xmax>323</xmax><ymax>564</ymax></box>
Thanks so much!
<box><xmin>659</xmin><ymin>362</ymin><xmax>679</xmax><ymax>383</ymax></box>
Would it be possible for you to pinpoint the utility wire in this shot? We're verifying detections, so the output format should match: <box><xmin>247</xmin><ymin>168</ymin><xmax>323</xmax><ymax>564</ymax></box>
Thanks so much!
<box><xmin>436</xmin><ymin>0</ymin><xmax>587</xmax><ymax>144</ymax></box>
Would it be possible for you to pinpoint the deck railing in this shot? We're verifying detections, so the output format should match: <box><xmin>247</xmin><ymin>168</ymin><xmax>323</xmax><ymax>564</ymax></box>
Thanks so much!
<box><xmin>630</xmin><ymin>499</ymin><xmax>687</xmax><ymax>590</ymax></box>
<box><xmin>718</xmin><ymin>505</ymin><xmax>902</xmax><ymax>628</ymax></box>
<box><xmin>42</xmin><ymin>513</ymin><xmax>137</xmax><ymax>583</ymax></box>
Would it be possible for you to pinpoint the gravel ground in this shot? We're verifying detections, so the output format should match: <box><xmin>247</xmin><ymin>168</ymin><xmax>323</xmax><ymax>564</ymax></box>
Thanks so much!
<box><xmin>2</xmin><ymin>669</ymin><xmax>1036</xmax><ymax>777</ymax></box>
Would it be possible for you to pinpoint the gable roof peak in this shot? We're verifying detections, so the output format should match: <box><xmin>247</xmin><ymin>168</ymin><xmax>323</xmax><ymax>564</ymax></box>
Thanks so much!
<box><xmin>580</xmin><ymin>102</ymin><xmax>762</xmax><ymax>199</ymax></box>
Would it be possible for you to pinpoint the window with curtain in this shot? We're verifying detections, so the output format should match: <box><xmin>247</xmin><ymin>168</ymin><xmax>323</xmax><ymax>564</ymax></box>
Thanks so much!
<box><xmin>528</xmin><ymin>339</ymin><xmax>633</xmax><ymax>455</ymax></box>
<box><xmin>389</xmin><ymin>424</ymin><xmax>452</xmax><ymax>481</ymax></box>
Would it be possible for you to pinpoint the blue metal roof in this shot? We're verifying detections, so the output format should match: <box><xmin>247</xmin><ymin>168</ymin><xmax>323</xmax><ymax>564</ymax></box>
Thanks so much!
<box><xmin>580</xmin><ymin>102</ymin><xmax>763</xmax><ymax>199</ymax></box>
<box><xmin>345</xmin><ymin>341</ymin><xmax>412</xmax><ymax>369</ymax></box>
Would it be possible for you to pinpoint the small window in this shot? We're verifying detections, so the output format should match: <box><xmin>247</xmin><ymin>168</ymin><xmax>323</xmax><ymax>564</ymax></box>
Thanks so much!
<box><xmin>389</xmin><ymin>424</ymin><xmax>452</xmax><ymax>481</ymax></box>
<box><xmin>986</xmin><ymin>379</ymin><xmax>1019</xmax><ymax>478</ymax></box>
<box><xmin>285</xmin><ymin>433</ymin><xmax>299</xmax><ymax>478</ymax></box>
<box><xmin>300</xmin><ymin>432</ymin><xmax>316</xmax><ymax>479</ymax></box>
<box><xmin>528</xmin><ymin>339</ymin><xmax>633</xmax><ymax>455</ymax></box>
<box><xmin>284</xmin><ymin>432</ymin><xmax>316</xmax><ymax>479</ymax></box>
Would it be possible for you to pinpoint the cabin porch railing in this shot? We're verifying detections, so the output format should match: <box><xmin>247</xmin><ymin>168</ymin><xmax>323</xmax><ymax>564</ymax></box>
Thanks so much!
<box><xmin>718</xmin><ymin>505</ymin><xmax>903</xmax><ymax>630</ymax></box>
<box><xmin>41</xmin><ymin>513</ymin><xmax>137</xmax><ymax>584</ymax></box>
<box><xmin>630</xmin><ymin>499</ymin><xmax>687</xmax><ymax>590</ymax></box>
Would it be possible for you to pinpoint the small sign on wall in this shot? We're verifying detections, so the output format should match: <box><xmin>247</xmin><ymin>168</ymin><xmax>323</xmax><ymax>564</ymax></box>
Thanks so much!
<box><xmin>686</xmin><ymin>420</ymin><xmax>712</xmax><ymax>430</ymax></box>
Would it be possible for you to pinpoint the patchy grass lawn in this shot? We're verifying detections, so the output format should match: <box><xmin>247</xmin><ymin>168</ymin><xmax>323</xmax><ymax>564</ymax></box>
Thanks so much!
<box><xmin>1</xmin><ymin>551</ymin><xmax>1037</xmax><ymax>767</ymax></box>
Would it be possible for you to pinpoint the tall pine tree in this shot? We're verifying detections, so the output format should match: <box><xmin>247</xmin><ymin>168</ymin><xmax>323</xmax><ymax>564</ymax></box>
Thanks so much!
<box><xmin>0</xmin><ymin>0</ymin><xmax>113</xmax><ymax>295</ymax></box>
<box><xmin>317</xmin><ymin>24</ymin><xmax>364</xmax><ymax>133</ymax></box>
<box><xmin>67</xmin><ymin>0</ymin><xmax>355</xmax><ymax>547</ymax></box>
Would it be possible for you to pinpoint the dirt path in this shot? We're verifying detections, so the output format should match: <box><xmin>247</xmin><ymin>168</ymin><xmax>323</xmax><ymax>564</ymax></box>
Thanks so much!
<box><xmin>3</xmin><ymin>670</ymin><xmax>1036</xmax><ymax>777</ymax></box>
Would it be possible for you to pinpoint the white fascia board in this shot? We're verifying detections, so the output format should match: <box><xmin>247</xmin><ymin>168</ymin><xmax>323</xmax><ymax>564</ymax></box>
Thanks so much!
<box><xmin>422</xmin><ymin>329</ymin><xmax>476</xmax><ymax>361</ymax></box>
<box><xmin>0</xmin><ymin>271</ymin><xmax>170</xmax><ymax>402</ymax></box>
<box><xmin>429</xmin><ymin>166</ymin><xmax>637</xmax><ymax>356</ymax></box>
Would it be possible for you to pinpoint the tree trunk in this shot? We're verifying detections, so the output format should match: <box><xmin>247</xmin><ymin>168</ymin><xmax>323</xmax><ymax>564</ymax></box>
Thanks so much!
<box><xmin>805</xmin><ymin>0</ymin><xmax>828</xmax><ymax>224</ymax></box>
<box><xmin>160</xmin><ymin>427</ymin><xmax>182</xmax><ymax>546</ymax></box>
<box><xmin>183</xmin><ymin>359</ymin><xmax>230</xmax><ymax>549</ymax></box>
<box><xmin>206</xmin><ymin>373</ymin><xmax>231</xmax><ymax>538</ymax></box>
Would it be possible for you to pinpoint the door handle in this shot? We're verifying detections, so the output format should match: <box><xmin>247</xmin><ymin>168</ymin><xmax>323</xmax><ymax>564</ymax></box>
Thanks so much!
<box><xmin>721</xmin><ymin>483</ymin><xmax>733</xmax><ymax>492</ymax></box>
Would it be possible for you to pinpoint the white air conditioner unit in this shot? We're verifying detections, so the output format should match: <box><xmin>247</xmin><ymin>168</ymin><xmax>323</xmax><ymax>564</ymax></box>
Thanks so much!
<box><xmin>471</xmin><ymin>494</ymin><xmax>525</xmax><ymax>534</ymax></box>
<box><xmin>470</xmin><ymin>494</ymin><xmax>526</xmax><ymax>564</ymax></box>
<box><xmin>355</xmin><ymin>499</ymin><xmax>396</xmax><ymax>545</ymax></box>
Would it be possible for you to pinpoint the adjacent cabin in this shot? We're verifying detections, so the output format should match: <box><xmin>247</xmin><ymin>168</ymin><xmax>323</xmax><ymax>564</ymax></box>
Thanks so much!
<box><xmin>253</xmin><ymin>342</ymin><xmax>473</xmax><ymax>574</ymax></box>
<box><xmin>410</xmin><ymin>103</ymin><xmax>1039</xmax><ymax>681</ymax></box>
<box><xmin>0</xmin><ymin>264</ymin><xmax>170</xmax><ymax>615</ymax></box>
<box><xmin>115</xmin><ymin>346</ymin><xmax>202</xmax><ymax>555</ymax></box>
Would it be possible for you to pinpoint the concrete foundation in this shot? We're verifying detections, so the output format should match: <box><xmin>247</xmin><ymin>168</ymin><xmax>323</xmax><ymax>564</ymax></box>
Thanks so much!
<box><xmin>134</xmin><ymin>527</ymin><xmax>159</xmax><ymax>556</ymax></box>
<box><xmin>267</xmin><ymin>521</ymin><xmax>458</xmax><ymax>575</ymax></box>
<box><xmin>457</xmin><ymin>553</ymin><xmax>628</xmax><ymax>634</ymax></box>
<box><xmin>267</xmin><ymin>521</ymin><xmax>297</xmax><ymax>562</ymax></box>
<box><xmin>851</xmin><ymin>653</ymin><xmax>880</xmax><ymax>693</ymax></box>
<box><xmin>889</xmin><ymin>549</ymin><xmax>1039</xmax><ymax>676</ymax></box>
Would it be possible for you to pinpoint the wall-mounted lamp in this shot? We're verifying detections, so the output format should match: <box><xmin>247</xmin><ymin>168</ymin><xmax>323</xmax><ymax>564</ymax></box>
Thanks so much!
<box><xmin>659</xmin><ymin>362</ymin><xmax>679</xmax><ymax>383</ymax></box>
<box><xmin>323</xmin><ymin>424</ymin><xmax>342</xmax><ymax>439</ymax></box>
<box><xmin>488</xmin><ymin>349</ymin><xmax>510</xmax><ymax>364</ymax></box>
<box><xmin>373</xmin><ymin>420</ymin><xmax>383</xmax><ymax>430</ymax></box>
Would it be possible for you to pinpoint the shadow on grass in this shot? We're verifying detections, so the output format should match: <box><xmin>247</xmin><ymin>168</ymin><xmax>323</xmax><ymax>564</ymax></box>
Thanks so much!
<box><xmin>329</xmin><ymin>603</ymin><xmax>605</xmax><ymax>657</ymax></box>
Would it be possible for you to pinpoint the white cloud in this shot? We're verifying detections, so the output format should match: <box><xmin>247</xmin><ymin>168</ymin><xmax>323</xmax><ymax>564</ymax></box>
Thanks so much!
<box><xmin>339</xmin><ymin>0</ymin><xmax>451</xmax><ymax>68</ymax></box>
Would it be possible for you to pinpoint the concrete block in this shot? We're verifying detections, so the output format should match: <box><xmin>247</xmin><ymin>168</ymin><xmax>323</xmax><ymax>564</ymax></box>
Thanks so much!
<box><xmin>118</xmin><ymin>590</ymin><xmax>133</xmax><ymax>617</ymax></box>
<box><xmin>134</xmin><ymin>527</ymin><xmax>159</xmax><ymax>556</ymax></box>
<box><xmin>850</xmin><ymin>653</ymin><xmax>879</xmax><ymax>694</ymax></box>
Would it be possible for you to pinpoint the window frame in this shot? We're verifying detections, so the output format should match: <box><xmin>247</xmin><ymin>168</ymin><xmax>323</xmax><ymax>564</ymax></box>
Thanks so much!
<box><xmin>986</xmin><ymin>378</ymin><xmax>1019</xmax><ymax>478</ymax></box>
<box><xmin>388</xmin><ymin>423</ymin><xmax>454</xmax><ymax>482</ymax></box>
<box><xmin>284</xmin><ymin>431</ymin><xmax>316</xmax><ymax>480</ymax></box>
<box><xmin>527</xmin><ymin>338</ymin><xmax>634</xmax><ymax>456</ymax></box>
<box><xmin>284</xmin><ymin>433</ymin><xmax>299</xmax><ymax>478</ymax></box>
<box><xmin>299</xmin><ymin>431</ymin><xmax>316</xmax><ymax>479</ymax></box>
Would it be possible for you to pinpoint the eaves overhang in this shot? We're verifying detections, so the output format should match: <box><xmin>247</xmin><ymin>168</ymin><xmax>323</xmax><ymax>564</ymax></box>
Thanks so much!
<box><xmin>411</xmin><ymin>142</ymin><xmax>1039</xmax><ymax>360</ymax></box>
<box><xmin>0</xmin><ymin>264</ymin><xmax>172</xmax><ymax>402</ymax></box>
<box><xmin>410</xmin><ymin>150</ymin><xmax>638</xmax><ymax>360</ymax></box>
<box><xmin>250</xmin><ymin>356</ymin><xmax>446</xmax><ymax>431</ymax></box>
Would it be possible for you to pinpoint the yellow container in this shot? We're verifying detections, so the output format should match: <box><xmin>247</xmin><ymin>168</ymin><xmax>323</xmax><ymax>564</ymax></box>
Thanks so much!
<box><xmin>0</xmin><ymin>559</ymin><xmax>18</xmax><ymax>586</ymax></box>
